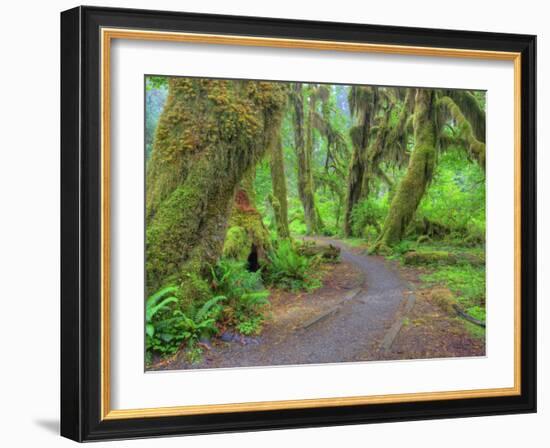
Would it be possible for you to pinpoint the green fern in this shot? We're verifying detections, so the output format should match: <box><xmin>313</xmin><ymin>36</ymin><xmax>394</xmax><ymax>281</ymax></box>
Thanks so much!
<box><xmin>145</xmin><ymin>286</ymin><xmax>179</xmax><ymax>336</ymax></box>
<box><xmin>211</xmin><ymin>258</ymin><xmax>271</xmax><ymax>328</ymax></box>
<box><xmin>266</xmin><ymin>240</ymin><xmax>318</xmax><ymax>291</ymax></box>
<box><xmin>195</xmin><ymin>295</ymin><xmax>227</xmax><ymax>322</ymax></box>
<box><xmin>240</xmin><ymin>291</ymin><xmax>270</xmax><ymax>308</ymax></box>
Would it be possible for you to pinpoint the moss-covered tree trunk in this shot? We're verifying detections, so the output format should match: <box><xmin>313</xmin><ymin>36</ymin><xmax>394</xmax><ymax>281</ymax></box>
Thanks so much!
<box><xmin>360</xmin><ymin>106</ymin><xmax>394</xmax><ymax>199</ymax></box>
<box><xmin>343</xmin><ymin>87</ymin><xmax>374</xmax><ymax>237</ymax></box>
<box><xmin>292</xmin><ymin>83</ymin><xmax>322</xmax><ymax>235</ymax></box>
<box><xmin>223</xmin><ymin>169</ymin><xmax>271</xmax><ymax>268</ymax></box>
<box><xmin>343</xmin><ymin>145</ymin><xmax>366</xmax><ymax>237</ymax></box>
<box><xmin>145</xmin><ymin>78</ymin><xmax>287</xmax><ymax>302</ymax></box>
<box><xmin>373</xmin><ymin>88</ymin><xmax>437</xmax><ymax>251</ymax></box>
<box><xmin>438</xmin><ymin>93</ymin><xmax>486</xmax><ymax>170</ymax></box>
<box><xmin>269</xmin><ymin>135</ymin><xmax>290</xmax><ymax>238</ymax></box>
<box><xmin>445</xmin><ymin>90</ymin><xmax>486</xmax><ymax>143</ymax></box>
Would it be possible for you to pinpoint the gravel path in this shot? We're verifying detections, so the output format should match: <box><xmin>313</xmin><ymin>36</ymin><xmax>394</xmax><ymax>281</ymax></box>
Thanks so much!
<box><xmin>159</xmin><ymin>238</ymin><xmax>412</xmax><ymax>370</ymax></box>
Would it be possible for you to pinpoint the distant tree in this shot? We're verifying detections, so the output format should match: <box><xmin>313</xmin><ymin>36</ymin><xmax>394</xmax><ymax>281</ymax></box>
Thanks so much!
<box><xmin>291</xmin><ymin>83</ymin><xmax>324</xmax><ymax>234</ymax></box>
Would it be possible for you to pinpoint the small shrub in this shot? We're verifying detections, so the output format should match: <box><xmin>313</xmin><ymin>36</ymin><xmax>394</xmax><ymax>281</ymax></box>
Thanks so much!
<box><xmin>350</xmin><ymin>197</ymin><xmax>387</xmax><ymax>238</ymax></box>
<box><xmin>236</xmin><ymin>316</ymin><xmax>264</xmax><ymax>335</ymax></box>
<box><xmin>289</xmin><ymin>219</ymin><xmax>307</xmax><ymax>235</ymax></box>
<box><xmin>145</xmin><ymin>285</ymin><xmax>226</xmax><ymax>362</ymax></box>
<box><xmin>211</xmin><ymin>259</ymin><xmax>264</xmax><ymax>298</ymax></box>
<box><xmin>145</xmin><ymin>286</ymin><xmax>179</xmax><ymax>356</ymax></box>
<box><xmin>390</xmin><ymin>239</ymin><xmax>416</xmax><ymax>257</ymax></box>
<box><xmin>211</xmin><ymin>259</ymin><xmax>270</xmax><ymax>326</ymax></box>
<box><xmin>175</xmin><ymin>295</ymin><xmax>227</xmax><ymax>343</ymax></box>
<box><xmin>266</xmin><ymin>240</ymin><xmax>321</xmax><ymax>291</ymax></box>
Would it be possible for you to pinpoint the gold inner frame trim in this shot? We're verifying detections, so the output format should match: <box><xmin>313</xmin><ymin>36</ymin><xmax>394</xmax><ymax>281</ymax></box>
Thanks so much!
<box><xmin>100</xmin><ymin>27</ymin><xmax>522</xmax><ymax>421</ymax></box>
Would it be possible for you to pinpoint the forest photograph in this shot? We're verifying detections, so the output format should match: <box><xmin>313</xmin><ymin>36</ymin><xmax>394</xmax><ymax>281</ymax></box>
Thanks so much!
<box><xmin>144</xmin><ymin>75</ymin><xmax>487</xmax><ymax>371</ymax></box>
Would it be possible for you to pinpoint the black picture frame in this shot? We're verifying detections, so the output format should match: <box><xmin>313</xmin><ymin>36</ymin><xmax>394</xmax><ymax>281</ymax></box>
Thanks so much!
<box><xmin>61</xmin><ymin>5</ymin><xmax>536</xmax><ymax>442</ymax></box>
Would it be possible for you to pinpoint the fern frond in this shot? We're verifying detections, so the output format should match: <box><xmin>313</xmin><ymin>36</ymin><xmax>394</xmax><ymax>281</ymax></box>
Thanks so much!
<box><xmin>195</xmin><ymin>295</ymin><xmax>227</xmax><ymax>322</ymax></box>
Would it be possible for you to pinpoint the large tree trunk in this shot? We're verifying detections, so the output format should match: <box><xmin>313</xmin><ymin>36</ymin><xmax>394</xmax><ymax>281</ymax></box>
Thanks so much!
<box><xmin>343</xmin><ymin>144</ymin><xmax>366</xmax><ymax>237</ymax></box>
<box><xmin>145</xmin><ymin>78</ymin><xmax>286</xmax><ymax>303</ymax></box>
<box><xmin>343</xmin><ymin>87</ymin><xmax>375</xmax><ymax>237</ymax></box>
<box><xmin>269</xmin><ymin>135</ymin><xmax>290</xmax><ymax>238</ymax></box>
<box><xmin>292</xmin><ymin>84</ymin><xmax>322</xmax><ymax>234</ymax></box>
<box><xmin>373</xmin><ymin>88</ymin><xmax>437</xmax><ymax>251</ymax></box>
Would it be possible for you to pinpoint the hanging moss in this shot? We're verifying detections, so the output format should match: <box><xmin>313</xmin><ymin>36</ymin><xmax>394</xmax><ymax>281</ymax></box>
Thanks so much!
<box><xmin>145</xmin><ymin>78</ymin><xmax>287</xmax><ymax>301</ymax></box>
<box><xmin>384</xmin><ymin>88</ymin><xmax>414</xmax><ymax>166</ymax></box>
<box><xmin>343</xmin><ymin>86</ymin><xmax>376</xmax><ymax>237</ymax></box>
<box><xmin>437</xmin><ymin>96</ymin><xmax>486</xmax><ymax>170</ymax></box>
<box><xmin>372</xmin><ymin>89</ymin><xmax>437</xmax><ymax>252</ymax></box>
<box><xmin>292</xmin><ymin>83</ymin><xmax>323</xmax><ymax>235</ymax></box>
<box><xmin>343</xmin><ymin>87</ymin><xmax>413</xmax><ymax>237</ymax></box>
<box><xmin>444</xmin><ymin>90</ymin><xmax>486</xmax><ymax>143</ymax></box>
<box><xmin>269</xmin><ymin>135</ymin><xmax>290</xmax><ymax>239</ymax></box>
<box><xmin>360</xmin><ymin>104</ymin><xmax>394</xmax><ymax>197</ymax></box>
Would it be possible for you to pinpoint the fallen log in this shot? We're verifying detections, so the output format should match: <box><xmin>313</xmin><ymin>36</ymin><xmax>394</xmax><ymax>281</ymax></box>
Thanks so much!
<box><xmin>298</xmin><ymin>243</ymin><xmax>341</xmax><ymax>261</ymax></box>
<box><xmin>427</xmin><ymin>288</ymin><xmax>486</xmax><ymax>327</ymax></box>
<box><xmin>403</xmin><ymin>250</ymin><xmax>484</xmax><ymax>267</ymax></box>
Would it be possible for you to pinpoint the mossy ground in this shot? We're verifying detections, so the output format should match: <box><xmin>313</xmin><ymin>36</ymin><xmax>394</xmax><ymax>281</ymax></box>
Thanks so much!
<box><xmin>389</xmin><ymin>238</ymin><xmax>486</xmax><ymax>336</ymax></box>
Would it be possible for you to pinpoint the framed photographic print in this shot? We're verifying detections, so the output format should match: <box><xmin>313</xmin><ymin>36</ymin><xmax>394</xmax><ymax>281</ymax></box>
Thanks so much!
<box><xmin>60</xmin><ymin>6</ymin><xmax>536</xmax><ymax>442</ymax></box>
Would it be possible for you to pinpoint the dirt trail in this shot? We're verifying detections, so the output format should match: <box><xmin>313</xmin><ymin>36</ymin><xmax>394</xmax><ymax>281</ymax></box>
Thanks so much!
<box><xmin>157</xmin><ymin>237</ymin><xmax>414</xmax><ymax>370</ymax></box>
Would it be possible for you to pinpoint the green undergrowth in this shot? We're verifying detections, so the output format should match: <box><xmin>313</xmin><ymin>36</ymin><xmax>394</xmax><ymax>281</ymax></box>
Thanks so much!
<box><xmin>460</xmin><ymin>319</ymin><xmax>486</xmax><ymax>341</ymax></box>
<box><xmin>265</xmin><ymin>239</ymin><xmax>322</xmax><ymax>292</ymax></box>
<box><xmin>146</xmin><ymin>240</ymin><xmax>328</xmax><ymax>365</ymax></box>
<box><xmin>145</xmin><ymin>286</ymin><xmax>226</xmax><ymax>365</ymax></box>
<box><xmin>388</xmin><ymin>239</ymin><xmax>484</xmax><ymax>261</ymax></box>
<box><xmin>210</xmin><ymin>259</ymin><xmax>270</xmax><ymax>334</ymax></box>
<box><xmin>145</xmin><ymin>259</ymin><xmax>272</xmax><ymax>365</ymax></box>
<box><xmin>420</xmin><ymin>264</ymin><xmax>486</xmax><ymax>323</ymax></box>
<box><xmin>386</xmin><ymin>238</ymin><xmax>486</xmax><ymax>334</ymax></box>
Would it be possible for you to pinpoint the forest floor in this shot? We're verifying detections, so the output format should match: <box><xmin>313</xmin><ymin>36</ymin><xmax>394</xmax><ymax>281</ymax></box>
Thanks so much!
<box><xmin>152</xmin><ymin>238</ymin><xmax>484</xmax><ymax>371</ymax></box>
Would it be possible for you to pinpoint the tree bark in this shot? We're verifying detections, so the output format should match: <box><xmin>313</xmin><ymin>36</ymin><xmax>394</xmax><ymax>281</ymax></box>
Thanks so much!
<box><xmin>373</xmin><ymin>88</ymin><xmax>437</xmax><ymax>251</ymax></box>
<box><xmin>343</xmin><ymin>86</ymin><xmax>375</xmax><ymax>237</ymax></box>
<box><xmin>292</xmin><ymin>83</ymin><xmax>323</xmax><ymax>235</ymax></box>
<box><xmin>269</xmin><ymin>135</ymin><xmax>290</xmax><ymax>238</ymax></box>
<box><xmin>343</xmin><ymin>146</ymin><xmax>366</xmax><ymax>237</ymax></box>
<box><xmin>145</xmin><ymin>78</ymin><xmax>287</xmax><ymax>302</ymax></box>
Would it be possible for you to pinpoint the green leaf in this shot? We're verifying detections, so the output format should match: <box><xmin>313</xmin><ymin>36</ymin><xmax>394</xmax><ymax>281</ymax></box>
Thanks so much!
<box><xmin>195</xmin><ymin>295</ymin><xmax>226</xmax><ymax>322</ymax></box>
<box><xmin>146</xmin><ymin>286</ymin><xmax>179</xmax><ymax>308</ymax></box>
<box><xmin>159</xmin><ymin>333</ymin><xmax>175</xmax><ymax>342</ymax></box>
<box><xmin>146</xmin><ymin>296</ymin><xmax>178</xmax><ymax>321</ymax></box>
